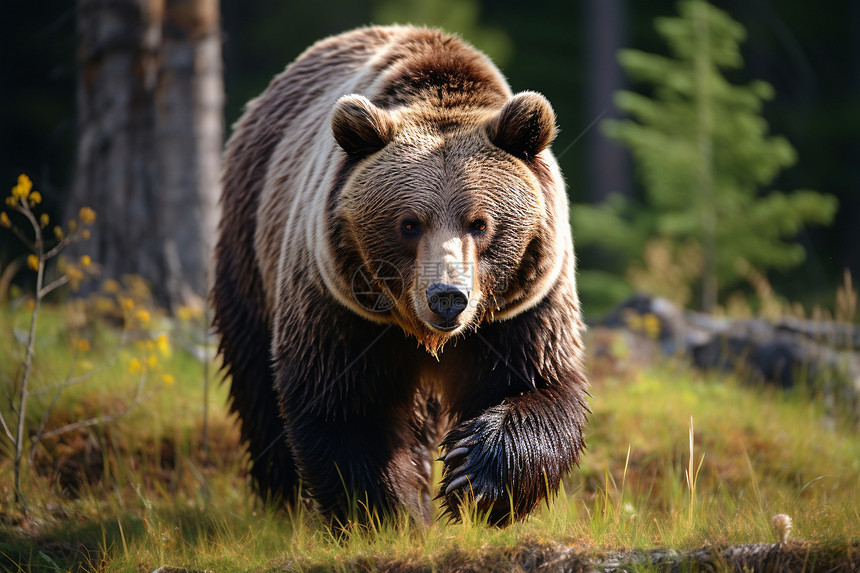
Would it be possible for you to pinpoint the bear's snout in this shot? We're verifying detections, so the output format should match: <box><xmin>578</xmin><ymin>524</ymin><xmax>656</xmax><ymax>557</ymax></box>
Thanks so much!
<box><xmin>426</xmin><ymin>282</ymin><xmax>468</xmax><ymax>325</ymax></box>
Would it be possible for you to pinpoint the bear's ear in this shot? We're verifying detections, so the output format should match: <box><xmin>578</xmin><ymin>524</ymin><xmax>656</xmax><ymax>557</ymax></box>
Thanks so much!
<box><xmin>487</xmin><ymin>91</ymin><xmax>557</xmax><ymax>160</ymax></box>
<box><xmin>331</xmin><ymin>95</ymin><xmax>395</xmax><ymax>158</ymax></box>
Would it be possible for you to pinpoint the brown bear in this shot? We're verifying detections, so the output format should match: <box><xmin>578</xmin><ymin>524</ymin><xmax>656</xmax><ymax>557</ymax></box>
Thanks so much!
<box><xmin>212</xmin><ymin>25</ymin><xmax>589</xmax><ymax>526</ymax></box>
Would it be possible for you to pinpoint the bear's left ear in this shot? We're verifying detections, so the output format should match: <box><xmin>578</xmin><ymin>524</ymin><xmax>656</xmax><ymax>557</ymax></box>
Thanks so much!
<box><xmin>331</xmin><ymin>94</ymin><xmax>395</xmax><ymax>158</ymax></box>
<box><xmin>487</xmin><ymin>91</ymin><xmax>557</xmax><ymax>160</ymax></box>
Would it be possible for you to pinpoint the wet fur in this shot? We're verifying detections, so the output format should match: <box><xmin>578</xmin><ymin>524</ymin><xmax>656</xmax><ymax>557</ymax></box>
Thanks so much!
<box><xmin>212</xmin><ymin>25</ymin><xmax>589</xmax><ymax>526</ymax></box>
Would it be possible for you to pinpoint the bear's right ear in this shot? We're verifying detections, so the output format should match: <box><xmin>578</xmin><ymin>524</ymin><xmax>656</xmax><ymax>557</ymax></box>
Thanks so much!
<box><xmin>331</xmin><ymin>95</ymin><xmax>395</xmax><ymax>158</ymax></box>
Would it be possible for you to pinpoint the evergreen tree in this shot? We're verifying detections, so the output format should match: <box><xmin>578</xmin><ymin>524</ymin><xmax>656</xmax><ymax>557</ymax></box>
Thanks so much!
<box><xmin>597</xmin><ymin>0</ymin><xmax>837</xmax><ymax>311</ymax></box>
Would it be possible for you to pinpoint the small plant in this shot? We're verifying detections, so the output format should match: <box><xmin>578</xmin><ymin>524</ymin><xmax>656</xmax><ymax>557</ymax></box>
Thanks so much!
<box><xmin>685</xmin><ymin>415</ymin><xmax>704</xmax><ymax>525</ymax></box>
<box><xmin>1</xmin><ymin>174</ymin><xmax>99</xmax><ymax>508</ymax></box>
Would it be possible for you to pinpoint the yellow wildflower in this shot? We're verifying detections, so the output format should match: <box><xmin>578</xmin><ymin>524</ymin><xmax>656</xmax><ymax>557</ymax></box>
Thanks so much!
<box><xmin>643</xmin><ymin>313</ymin><xmax>661</xmax><ymax>340</ymax></box>
<box><xmin>102</xmin><ymin>279</ymin><xmax>120</xmax><ymax>294</ymax></box>
<box><xmin>80</xmin><ymin>255</ymin><xmax>91</xmax><ymax>267</ymax></box>
<box><xmin>67</xmin><ymin>265</ymin><xmax>84</xmax><ymax>282</ymax></box>
<box><xmin>135</xmin><ymin>309</ymin><xmax>151</xmax><ymax>323</ymax></box>
<box><xmin>147</xmin><ymin>354</ymin><xmax>158</xmax><ymax>368</ymax></box>
<box><xmin>27</xmin><ymin>254</ymin><xmax>39</xmax><ymax>271</ymax></box>
<box><xmin>78</xmin><ymin>206</ymin><xmax>96</xmax><ymax>225</ymax></box>
<box><xmin>156</xmin><ymin>334</ymin><xmax>171</xmax><ymax>357</ymax></box>
<box><xmin>81</xmin><ymin>229</ymin><xmax>91</xmax><ymax>240</ymax></box>
<box><xmin>76</xmin><ymin>338</ymin><xmax>91</xmax><ymax>353</ymax></box>
<box><xmin>129</xmin><ymin>358</ymin><xmax>142</xmax><ymax>374</ymax></box>
<box><xmin>121</xmin><ymin>297</ymin><xmax>134</xmax><ymax>311</ymax></box>
<box><xmin>5</xmin><ymin>197</ymin><xmax>15</xmax><ymax>207</ymax></box>
<box><xmin>53</xmin><ymin>226</ymin><xmax>63</xmax><ymax>240</ymax></box>
<box><xmin>0</xmin><ymin>212</ymin><xmax>10</xmax><ymax>228</ymax></box>
<box><xmin>176</xmin><ymin>305</ymin><xmax>201</xmax><ymax>322</ymax></box>
<box><xmin>29</xmin><ymin>191</ymin><xmax>42</xmax><ymax>206</ymax></box>
<box><xmin>39</xmin><ymin>213</ymin><xmax>49</xmax><ymax>228</ymax></box>
<box><xmin>68</xmin><ymin>219</ymin><xmax>77</xmax><ymax>231</ymax></box>
<box><xmin>161</xmin><ymin>373</ymin><xmax>175</xmax><ymax>385</ymax></box>
<box><xmin>12</xmin><ymin>174</ymin><xmax>32</xmax><ymax>200</ymax></box>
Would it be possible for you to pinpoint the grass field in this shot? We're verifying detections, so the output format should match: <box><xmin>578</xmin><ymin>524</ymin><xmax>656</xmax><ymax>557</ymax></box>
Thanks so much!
<box><xmin>1</xmin><ymin>301</ymin><xmax>858</xmax><ymax>572</ymax></box>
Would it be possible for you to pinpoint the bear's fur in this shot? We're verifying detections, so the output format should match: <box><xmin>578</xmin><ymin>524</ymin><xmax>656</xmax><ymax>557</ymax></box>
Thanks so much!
<box><xmin>212</xmin><ymin>25</ymin><xmax>589</xmax><ymax>526</ymax></box>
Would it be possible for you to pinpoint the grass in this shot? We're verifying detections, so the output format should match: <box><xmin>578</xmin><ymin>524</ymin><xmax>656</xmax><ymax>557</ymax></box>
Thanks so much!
<box><xmin>1</xmin><ymin>303</ymin><xmax>859</xmax><ymax>572</ymax></box>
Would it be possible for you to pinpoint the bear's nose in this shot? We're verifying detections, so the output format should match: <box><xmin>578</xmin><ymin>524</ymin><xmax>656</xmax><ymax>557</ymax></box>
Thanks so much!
<box><xmin>426</xmin><ymin>282</ymin><xmax>468</xmax><ymax>320</ymax></box>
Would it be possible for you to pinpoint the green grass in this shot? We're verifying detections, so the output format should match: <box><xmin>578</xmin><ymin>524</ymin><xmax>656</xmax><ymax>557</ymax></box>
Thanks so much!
<box><xmin>1</xmin><ymin>303</ymin><xmax>858</xmax><ymax>572</ymax></box>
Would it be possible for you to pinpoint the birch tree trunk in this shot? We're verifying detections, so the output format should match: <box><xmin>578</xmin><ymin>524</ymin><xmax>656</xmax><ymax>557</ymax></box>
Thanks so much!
<box><xmin>71</xmin><ymin>0</ymin><xmax>222</xmax><ymax>309</ymax></box>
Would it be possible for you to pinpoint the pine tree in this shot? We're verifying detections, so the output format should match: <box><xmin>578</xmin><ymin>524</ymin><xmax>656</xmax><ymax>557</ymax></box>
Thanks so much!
<box><xmin>600</xmin><ymin>0</ymin><xmax>837</xmax><ymax>311</ymax></box>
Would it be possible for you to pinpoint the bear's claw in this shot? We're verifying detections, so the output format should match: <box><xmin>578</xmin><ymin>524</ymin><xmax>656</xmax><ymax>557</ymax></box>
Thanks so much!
<box><xmin>442</xmin><ymin>447</ymin><xmax>469</xmax><ymax>463</ymax></box>
<box><xmin>437</xmin><ymin>408</ymin><xmax>512</xmax><ymax>523</ymax></box>
<box><xmin>444</xmin><ymin>474</ymin><xmax>471</xmax><ymax>495</ymax></box>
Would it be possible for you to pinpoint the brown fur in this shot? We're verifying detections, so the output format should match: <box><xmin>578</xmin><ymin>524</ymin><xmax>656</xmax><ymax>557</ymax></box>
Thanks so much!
<box><xmin>212</xmin><ymin>25</ymin><xmax>589</xmax><ymax>526</ymax></box>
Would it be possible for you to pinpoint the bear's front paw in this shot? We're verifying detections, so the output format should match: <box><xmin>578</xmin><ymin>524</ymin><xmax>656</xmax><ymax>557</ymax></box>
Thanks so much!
<box><xmin>437</xmin><ymin>407</ymin><xmax>515</xmax><ymax>525</ymax></box>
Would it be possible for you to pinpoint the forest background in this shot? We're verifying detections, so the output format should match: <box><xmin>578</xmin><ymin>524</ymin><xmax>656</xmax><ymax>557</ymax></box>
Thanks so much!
<box><xmin>3</xmin><ymin>0</ymin><xmax>858</xmax><ymax>317</ymax></box>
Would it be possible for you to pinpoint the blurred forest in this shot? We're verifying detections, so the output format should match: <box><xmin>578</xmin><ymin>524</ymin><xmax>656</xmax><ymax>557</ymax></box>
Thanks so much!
<box><xmin>2</xmin><ymin>0</ymin><xmax>858</xmax><ymax>318</ymax></box>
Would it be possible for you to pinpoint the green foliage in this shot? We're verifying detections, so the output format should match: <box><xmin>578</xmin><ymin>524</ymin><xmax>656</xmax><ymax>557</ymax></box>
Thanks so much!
<box><xmin>585</xmin><ymin>0</ymin><xmax>838</xmax><ymax>310</ymax></box>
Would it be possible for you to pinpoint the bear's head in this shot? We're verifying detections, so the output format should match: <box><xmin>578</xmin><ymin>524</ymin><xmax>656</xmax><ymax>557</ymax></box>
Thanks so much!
<box><xmin>330</xmin><ymin>92</ymin><xmax>565</xmax><ymax>355</ymax></box>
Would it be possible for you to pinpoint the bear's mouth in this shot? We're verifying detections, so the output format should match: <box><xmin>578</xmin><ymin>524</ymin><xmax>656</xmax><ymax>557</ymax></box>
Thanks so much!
<box><xmin>430</xmin><ymin>320</ymin><xmax>459</xmax><ymax>332</ymax></box>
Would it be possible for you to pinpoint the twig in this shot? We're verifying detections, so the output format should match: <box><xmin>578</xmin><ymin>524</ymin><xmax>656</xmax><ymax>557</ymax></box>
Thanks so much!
<box><xmin>12</xmin><ymin>201</ymin><xmax>44</xmax><ymax>508</ymax></box>
<box><xmin>0</xmin><ymin>407</ymin><xmax>14</xmax><ymax>443</ymax></box>
<box><xmin>37</xmin><ymin>375</ymin><xmax>148</xmax><ymax>441</ymax></box>
<box><xmin>39</xmin><ymin>275</ymin><xmax>71</xmax><ymax>299</ymax></box>
<box><xmin>29</xmin><ymin>352</ymin><xmax>79</xmax><ymax>463</ymax></box>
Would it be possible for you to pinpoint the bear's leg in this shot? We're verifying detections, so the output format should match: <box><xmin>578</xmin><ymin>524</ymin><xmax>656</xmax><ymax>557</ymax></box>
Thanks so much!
<box><xmin>410</xmin><ymin>390</ymin><xmax>445</xmax><ymax>520</ymax></box>
<box><xmin>274</xmin><ymin>318</ymin><xmax>432</xmax><ymax>526</ymax></box>
<box><xmin>438</xmin><ymin>283</ymin><xmax>589</xmax><ymax>524</ymax></box>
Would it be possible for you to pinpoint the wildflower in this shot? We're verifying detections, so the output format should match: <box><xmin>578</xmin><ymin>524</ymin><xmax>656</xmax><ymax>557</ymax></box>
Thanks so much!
<box><xmin>135</xmin><ymin>309</ymin><xmax>151</xmax><ymax>323</ymax></box>
<box><xmin>78</xmin><ymin>206</ymin><xmax>96</xmax><ymax>225</ymax></box>
<box><xmin>0</xmin><ymin>212</ymin><xmax>10</xmax><ymax>228</ymax></box>
<box><xmin>129</xmin><ymin>358</ymin><xmax>142</xmax><ymax>374</ymax></box>
<box><xmin>29</xmin><ymin>191</ymin><xmax>42</xmax><ymax>206</ymax></box>
<box><xmin>76</xmin><ymin>338</ymin><xmax>91</xmax><ymax>353</ymax></box>
<box><xmin>81</xmin><ymin>229</ymin><xmax>91</xmax><ymax>240</ymax></box>
<box><xmin>67</xmin><ymin>265</ymin><xmax>84</xmax><ymax>291</ymax></box>
<box><xmin>68</xmin><ymin>219</ymin><xmax>77</xmax><ymax>231</ymax></box>
<box><xmin>156</xmin><ymin>334</ymin><xmax>171</xmax><ymax>357</ymax></box>
<box><xmin>102</xmin><ymin>279</ymin><xmax>121</xmax><ymax>294</ymax></box>
<box><xmin>121</xmin><ymin>297</ymin><xmax>134</xmax><ymax>311</ymax></box>
<box><xmin>642</xmin><ymin>313</ymin><xmax>661</xmax><ymax>340</ymax></box>
<box><xmin>161</xmin><ymin>373</ymin><xmax>175</xmax><ymax>385</ymax></box>
<box><xmin>80</xmin><ymin>255</ymin><xmax>91</xmax><ymax>267</ymax></box>
<box><xmin>176</xmin><ymin>305</ymin><xmax>199</xmax><ymax>322</ymax></box>
<box><xmin>11</xmin><ymin>174</ymin><xmax>32</xmax><ymax>200</ymax></box>
<box><xmin>53</xmin><ymin>226</ymin><xmax>63</xmax><ymax>240</ymax></box>
<box><xmin>27</xmin><ymin>254</ymin><xmax>39</xmax><ymax>271</ymax></box>
<box><xmin>6</xmin><ymin>197</ymin><xmax>17</xmax><ymax>207</ymax></box>
<box><xmin>39</xmin><ymin>213</ymin><xmax>49</xmax><ymax>228</ymax></box>
<box><xmin>67</xmin><ymin>265</ymin><xmax>84</xmax><ymax>282</ymax></box>
<box><xmin>146</xmin><ymin>354</ymin><xmax>158</xmax><ymax>369</ymax></box>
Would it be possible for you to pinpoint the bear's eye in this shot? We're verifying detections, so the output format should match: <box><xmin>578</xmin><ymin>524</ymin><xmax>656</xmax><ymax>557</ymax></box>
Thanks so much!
<box><xmin>401</xmin><ymin>219</ymin><xmax>422</xmax><ymax>237</ymax></box>
<box><xmin>469</xmin><ymin>219</ymin><xmax>488</xmax><ymax>235</ymax></box>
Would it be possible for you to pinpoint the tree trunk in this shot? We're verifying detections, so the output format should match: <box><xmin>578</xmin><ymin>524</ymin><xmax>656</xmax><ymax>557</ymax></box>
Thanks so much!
<box><xmin>71</xmin><ymin>0</ymin><xmax>222</xmax><ymax>309</ymax></box>
<box><xmin>585</xmin><ymin>0</ymin><xmax>630</xmax><ymax>204</ymax></box>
